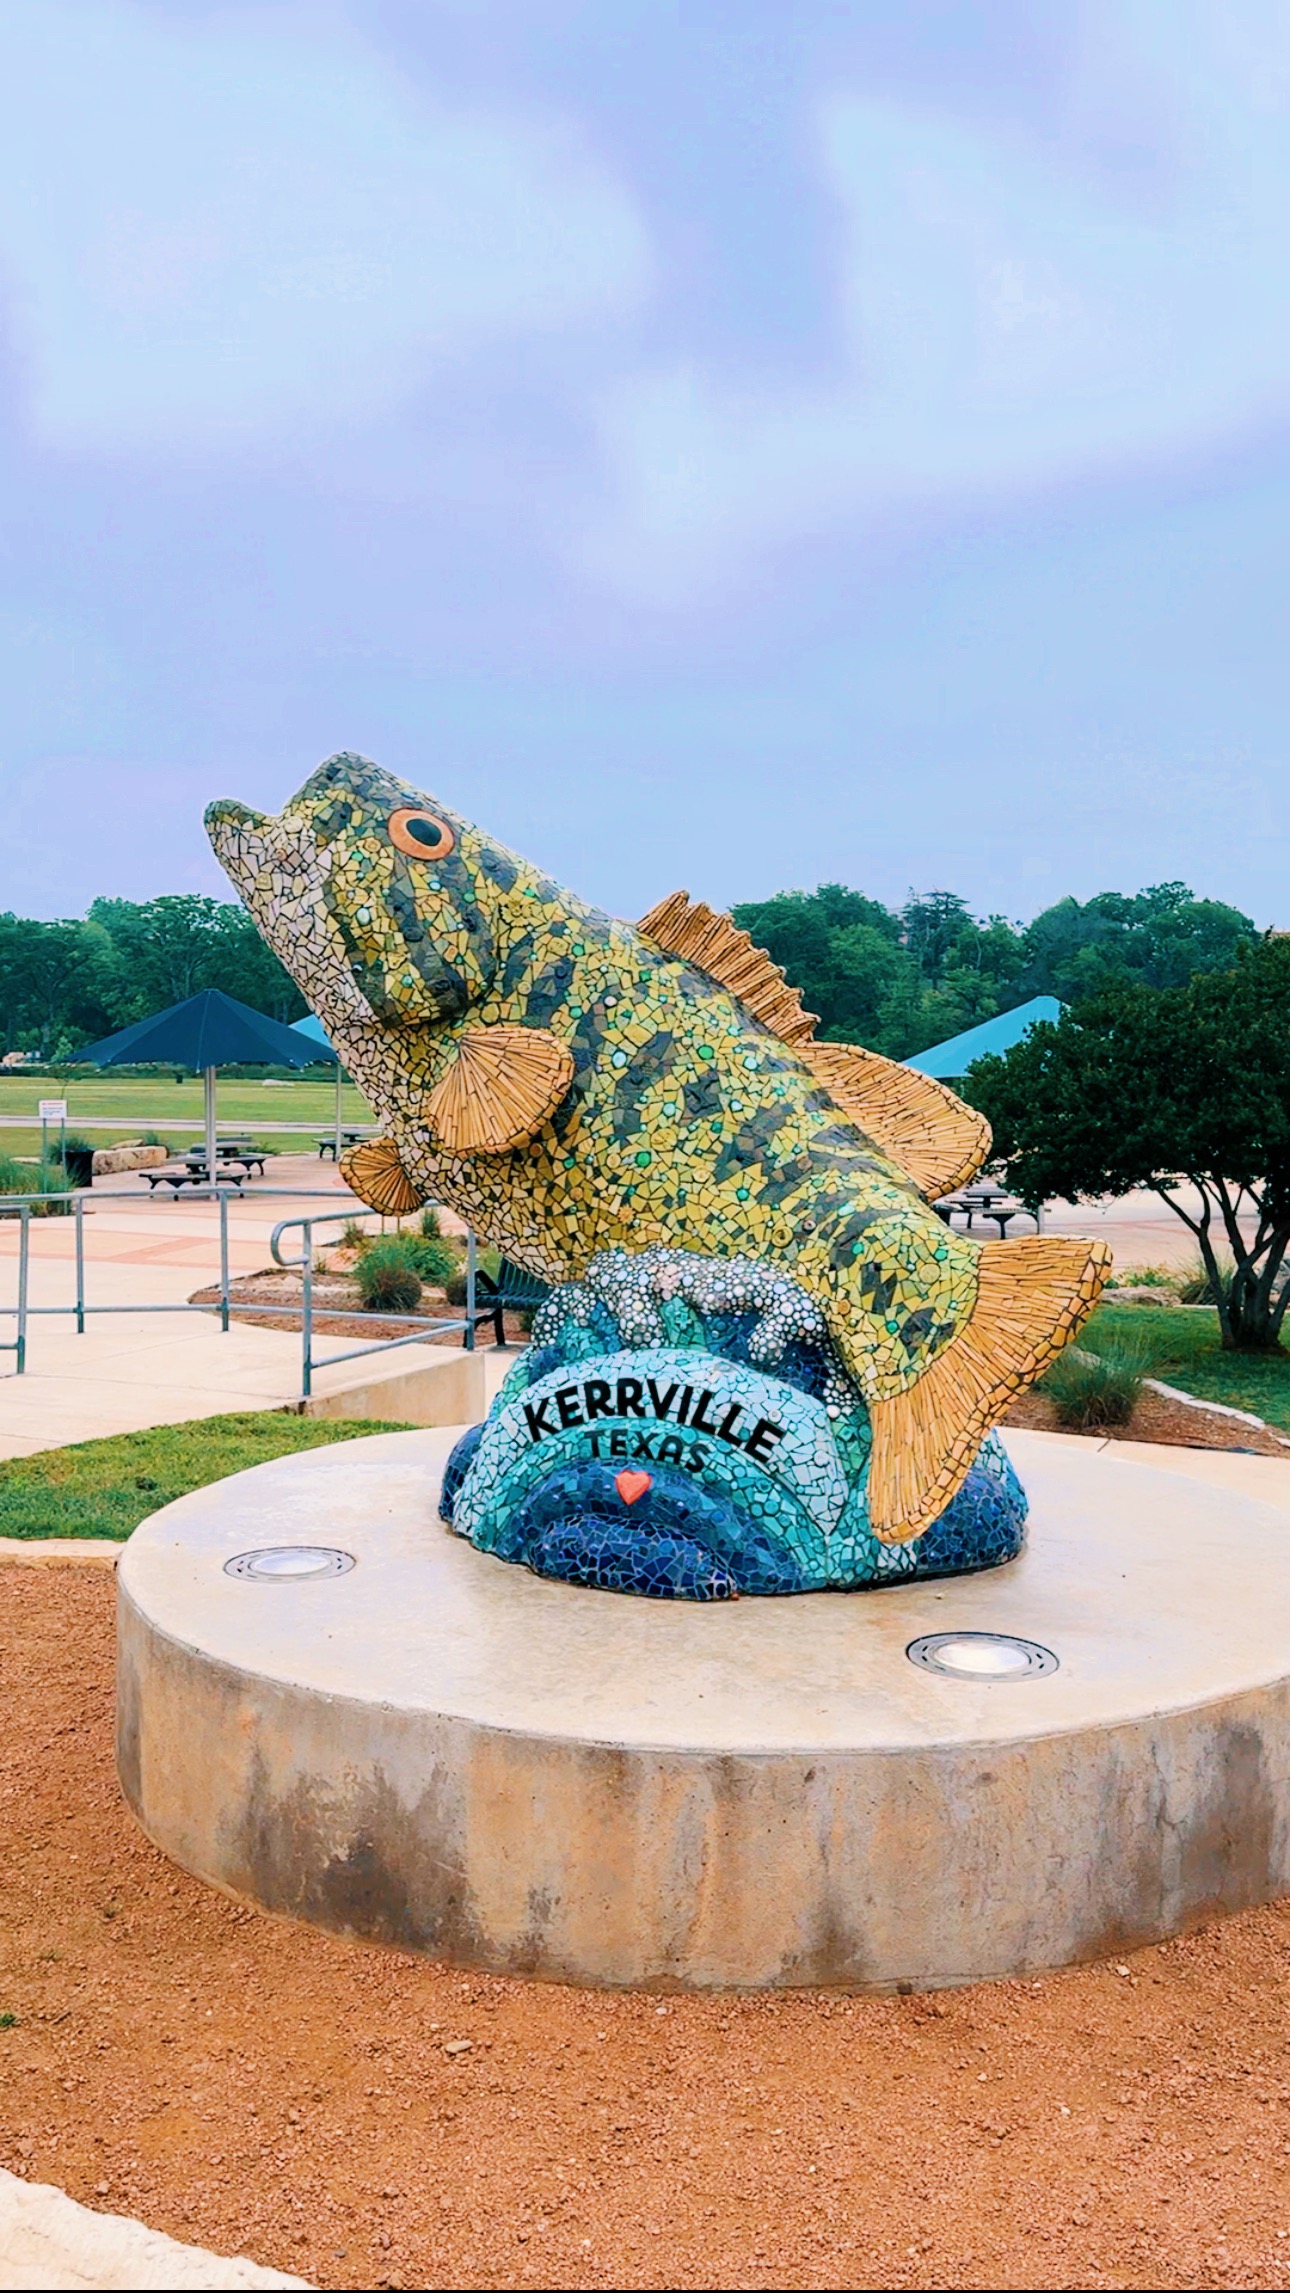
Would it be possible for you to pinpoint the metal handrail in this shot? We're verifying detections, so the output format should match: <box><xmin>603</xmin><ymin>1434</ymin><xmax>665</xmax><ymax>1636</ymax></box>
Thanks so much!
<box><xmin>270</xmin><ymin>1208</ymin><xmax>477</xmax><ymax>1395</ymax></box>
<box><xmin>0</xmin><ymin>1184</ymin><xmax>481</xmax><ymax>1399</ymax></box>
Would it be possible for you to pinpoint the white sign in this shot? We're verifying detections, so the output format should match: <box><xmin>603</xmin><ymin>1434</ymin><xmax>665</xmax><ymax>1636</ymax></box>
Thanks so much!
<box><xmin>38</xmin><ymin>1099</ymin><xmax>67</xmax><ymax>1122</ymax></box>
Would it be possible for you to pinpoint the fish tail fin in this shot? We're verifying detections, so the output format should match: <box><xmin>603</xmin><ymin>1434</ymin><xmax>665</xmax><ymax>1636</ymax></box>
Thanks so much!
<box><xmin>866</xmin><ymin>1236</ymin><xmax>1112</xmax><ymax>1543</ymax></box>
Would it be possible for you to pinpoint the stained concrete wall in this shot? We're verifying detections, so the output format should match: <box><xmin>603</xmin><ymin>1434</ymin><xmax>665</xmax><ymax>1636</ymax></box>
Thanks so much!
<box><xmin>303</xmin><ymin>1345</ymin><xmax>488</xmax><ymax>1427</ymax></box>
<box><xmin>117</xmin><ymin>1587</ymin><xmax>1290</xmax><ymax>1991</ymax></box>
<box><xmin>115</xmin><ymin>1428</ymin><xmax>1290</xmax><ymax>1993</ymax></box>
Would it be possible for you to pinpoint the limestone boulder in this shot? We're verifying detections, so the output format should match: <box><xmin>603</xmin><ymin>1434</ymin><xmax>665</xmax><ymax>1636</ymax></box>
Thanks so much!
<box><xmin>90</xmin><ymin>1142</ymin><xmax>168</xmax><ymax>1176</ymax></box>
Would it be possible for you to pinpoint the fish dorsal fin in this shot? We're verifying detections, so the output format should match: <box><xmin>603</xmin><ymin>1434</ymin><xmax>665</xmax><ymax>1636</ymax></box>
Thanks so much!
<box><xmin>340</xmin><ymin>1136</ymin><xmax>427</xmax><ymax>1216</ymax></box>
<box><xmin>424</xmin><ymin>1023</ymin><xmax>575</xmax><ymax>1155</ymax></box>
<box><xmin>800</xmin><ymin>1042</ymin><xmax>992</xmax><ymax>1200</ymax></box>
<box><xmin>639</xmin><ymin>891</ymin><xmax>818</xmax><ymax>1046</ymax></box>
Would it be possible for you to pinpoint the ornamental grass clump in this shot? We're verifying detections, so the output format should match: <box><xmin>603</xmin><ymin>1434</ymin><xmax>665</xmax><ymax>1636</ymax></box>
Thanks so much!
<box><xmin>1177</xmin><ymin>1252</ymin><xmax>1235</xmax><ymax>1307</ymax></box>
<box><xmin>0</xmin><ymin>1154</ymin><xmax>28</xmax><ymax>1195</ymax></box>
<box><xmin>1040</xmin><ymin>1332</ymin><xmax>1153</xmax><ymax>1431</ymax></box>
<box><xmin>351</xmin><ymin>1221</ymin><xmax>457</xmax><ymax>1286</ymax></box>
<box><xmin>0</xmin><ymin>1156</ymin><xmax>73</xmax><ymax>1212</ymax></box>
<box><xmin>354</xmin><ymin>1237</ymin><xmax>424</xmax><ymax>1316</ymax></box>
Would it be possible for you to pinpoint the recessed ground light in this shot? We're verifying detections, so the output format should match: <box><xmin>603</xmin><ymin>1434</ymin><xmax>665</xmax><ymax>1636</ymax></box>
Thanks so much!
<box><xmin>224</xmin><ymin>1546</ymin><xmax>356</xmax><ymax>1581</ymax></box>
<box><xmin>907</xmin><ymin>1631</ymin><xmax>1058</xmax><ymax>1681</ymax></box>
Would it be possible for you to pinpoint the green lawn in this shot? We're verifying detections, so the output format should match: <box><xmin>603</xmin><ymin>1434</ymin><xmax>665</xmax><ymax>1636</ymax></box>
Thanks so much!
<box><xmin>1086</xmin><ymin>1304</ymin><xmax>1290</xmax><ymax>1430</ymax></box>
<box><xmin>0</xmin><ymin>1072</ymin><xmax>374</xmax><ymax>1138</ymax></box>
<box><xmin>0</xmin><ymin>1411</ymin><xmax>414</xmax><ymax>1541</ymax></box>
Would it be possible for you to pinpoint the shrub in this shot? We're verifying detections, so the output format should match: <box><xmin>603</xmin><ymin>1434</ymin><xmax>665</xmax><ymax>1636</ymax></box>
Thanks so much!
<box><xmin>1040</xmin><ymin>1333</ymin><xmax>1152</xmax><ymax>1430</ymax></box>
<box><xmin>1104</xmin><ymin>1264</ymin><xmax>1175</xmax><ymax>1291</ymax></box>
<box><xmin>355</xmin><ymin>1226</ymin><xmax>456</xmax><ymax>1285</ymax></box>
<box><xmin>419</xmin><ymin>1208</ymin><xmax>442</xmax><ymax>1240</ymax></box>
<box><xmin>406</xmin><ymin>1234</ymin><xmax>456</xmax><ymax>1285</ymax></box>
<box><xmin>354</xmin><ymin>1240</ymin><xmax>424</xmax><ymax>1316</ymax></box>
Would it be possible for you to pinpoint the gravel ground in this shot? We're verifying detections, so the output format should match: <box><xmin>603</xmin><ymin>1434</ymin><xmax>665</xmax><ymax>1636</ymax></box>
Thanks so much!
<box><xmin>3</xmin><ymin>1567</ymin><xmax>1290</xmax><ymax>2292</ymax></box>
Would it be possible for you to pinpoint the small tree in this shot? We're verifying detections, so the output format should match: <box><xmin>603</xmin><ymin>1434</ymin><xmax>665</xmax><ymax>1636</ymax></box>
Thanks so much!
<box><xmin>966</xmin><ymin>939</ymin><xmax>1290</xmax><ymax>1352</ymax></box>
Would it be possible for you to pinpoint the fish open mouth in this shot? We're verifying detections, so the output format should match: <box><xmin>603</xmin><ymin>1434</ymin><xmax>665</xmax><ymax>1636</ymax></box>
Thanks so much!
<box><xmin>204</xmin><ymin>791</ymin><xmax>380</xmax><ymax>1034</ymax></box>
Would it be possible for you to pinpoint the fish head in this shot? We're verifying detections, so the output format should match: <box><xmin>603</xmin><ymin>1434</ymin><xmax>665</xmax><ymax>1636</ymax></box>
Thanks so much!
<box><xmin>206</xmin><ymin>752</ymin><xmax>522</xmax><ymax>1037</ymax></box>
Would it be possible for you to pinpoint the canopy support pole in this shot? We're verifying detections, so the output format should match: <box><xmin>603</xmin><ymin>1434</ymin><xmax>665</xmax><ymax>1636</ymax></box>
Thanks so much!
<box><xmin>204</xmin><ymin>1065</ymin><xmax>218</xmax><ymax>1190</ymax></box>
<box><xmin>335</xmin><ymin>1063</ymin><xmax>343</xmax><ymax>1162</ymax></box>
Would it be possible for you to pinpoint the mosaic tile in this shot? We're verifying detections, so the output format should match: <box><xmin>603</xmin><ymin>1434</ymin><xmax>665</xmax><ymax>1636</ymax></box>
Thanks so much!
<box><xmin>441</xmin><ymin>1246</ymin><xmax>1026</xmax><ymax>1596</ymax></box>
<box><xmin>206</xmin><ymin>751</ymin><xmax>1108</xmax><ymax>1552</ymax></box>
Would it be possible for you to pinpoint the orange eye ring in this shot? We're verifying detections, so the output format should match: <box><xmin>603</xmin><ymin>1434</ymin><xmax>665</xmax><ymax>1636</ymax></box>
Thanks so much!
<box><xmin>388</xmin><ymin>807</ymin><xmax>456</xmax><ymax>861</ymax></box>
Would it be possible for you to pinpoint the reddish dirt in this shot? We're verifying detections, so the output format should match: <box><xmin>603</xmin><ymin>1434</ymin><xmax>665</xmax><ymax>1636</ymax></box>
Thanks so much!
<box><xmin>5</xmin><ymin>1566</ymin><xmax>1290</xmax><ymax>2292</ymax></box>
<box><xmin>1005</xmin><ymin>1384</ymin><xmax>1290</xmax><ymax>1456</ymax></box>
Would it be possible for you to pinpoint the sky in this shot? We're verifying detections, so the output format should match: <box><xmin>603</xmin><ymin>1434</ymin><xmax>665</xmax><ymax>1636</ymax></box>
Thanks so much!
<box><xmin>1</xmin><ymin>0</ymin><xmax>1288</xmax><ymax>925</ymax></box>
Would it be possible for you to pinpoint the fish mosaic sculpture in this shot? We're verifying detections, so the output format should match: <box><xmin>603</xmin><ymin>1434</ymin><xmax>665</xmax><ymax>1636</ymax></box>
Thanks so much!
<box><xmin>207</xmin><ymin>752</ymin><xmax>1109</xmax><ymax>1590</ymax></box>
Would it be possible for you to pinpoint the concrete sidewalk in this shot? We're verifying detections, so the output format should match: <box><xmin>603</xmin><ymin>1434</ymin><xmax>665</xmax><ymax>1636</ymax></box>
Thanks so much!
<box><xmin>0</xmin><ymin>1270</ymin><xmax>510</xmax><ymax>1456</ymax></box>
<box><xmin>0</xmin><ymin>1161</ymin><xmax>492</xmax><ymax>1458</ymax></box>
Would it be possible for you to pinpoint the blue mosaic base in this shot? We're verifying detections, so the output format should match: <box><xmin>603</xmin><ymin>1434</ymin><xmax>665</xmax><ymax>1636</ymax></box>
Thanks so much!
<box><xmin>441</xmin><ymin>1247</ymin><xmax>1028</xmax><ymax>1599</ymax></box>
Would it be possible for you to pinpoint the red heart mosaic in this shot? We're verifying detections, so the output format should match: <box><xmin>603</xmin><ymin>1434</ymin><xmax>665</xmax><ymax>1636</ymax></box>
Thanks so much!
<box><xmin>615</xmin><ymin>1469</ymin><xmax>652</xmax><ymax>1506</ymax></box>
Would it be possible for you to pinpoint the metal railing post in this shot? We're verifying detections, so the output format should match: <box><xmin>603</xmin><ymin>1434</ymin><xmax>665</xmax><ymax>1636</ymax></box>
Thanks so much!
<box><xmin>1</xmin><ymin>1188</ymin><xmax>477</xmax><ymax>1388</ymax></box>
<box><xmin>16</xmin><ymin>1206</ymin><xmax>29</xmax><ymax>1375</ymax></box>
<box><xmin>219</xmin><ymin>1189</ymin><xmax>230</xmax><ymax>1333</ymax></box>
<box><xmin>301</xmin><ymin>1218</ymin><xmax>314</xmax><ymax>1398</ymax></box>
<box><xmin>74</xmin><ymin>1193</ymin><xmax>85</xmax><ymax>1336</ymax></box>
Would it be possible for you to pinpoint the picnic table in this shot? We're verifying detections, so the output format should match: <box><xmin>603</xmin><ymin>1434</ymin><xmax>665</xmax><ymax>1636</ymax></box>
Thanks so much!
<box><xmin>142</xmin><ymin>1141</ymin><xmax>272</xmax><ymax>1191</ymax></box>
<box><xmin>186</xmin><ymin>1142</ymin><xmax>271</xmax><ymax>1177</ymax></box>
<box><xmin>143</xmin><ymin>1161</ymin><xmax>246</xmax><ymax>1193</ymax></box>
<box><xmin>317</xmin><ymin>1128</ymin><xmax>371</xmax><ymax>1160</ymax></box>
<box><xmin>934</xmin><ymin>1182</ymin><xmax>1038</xmax><ymax>1239</ymax></box>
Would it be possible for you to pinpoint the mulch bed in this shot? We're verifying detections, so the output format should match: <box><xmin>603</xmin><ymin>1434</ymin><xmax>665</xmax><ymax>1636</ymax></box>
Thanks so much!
<box><xmin>1005</xmin><ymin>1385</ymin><xmax>1290</xmax><ymax>1456</ymax></box>
<box><xmin>5</xmin><ymin>1565</ymin><xmax>1290</xmax><ymax>2289</ymax></box>
<box><xmin>188</xmin><ymin>1269</ymin><xmax>531</xmax><ymax>1350</ymax></box>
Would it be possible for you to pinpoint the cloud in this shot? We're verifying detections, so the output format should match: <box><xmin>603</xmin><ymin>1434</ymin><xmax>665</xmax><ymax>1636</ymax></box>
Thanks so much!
<box><xmin>580</xmin><ymin>0</ymin><xmax>1290</xmax><ymax>601</ymax></box>
<box><xmin>0</xmin><ymin>0</ymin><xmax>651</xmax><ymax>446</ymax></box>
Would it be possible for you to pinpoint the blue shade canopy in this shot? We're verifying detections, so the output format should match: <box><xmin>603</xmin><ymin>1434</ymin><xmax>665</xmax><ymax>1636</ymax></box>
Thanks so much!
<box><xmin>78</xmin><ymin>988</ymin><xmax>338</xmax><ymax>1070</ymax></box>
<box><xmin>291</xmin><ymin>1012</ymin><xmax>332</xmax><ymax>1050</ymax></box>
<box><xmin>905</xmin><ymin>996</ymin><xmax>1062</xmax><ymax>1080</ymax></box>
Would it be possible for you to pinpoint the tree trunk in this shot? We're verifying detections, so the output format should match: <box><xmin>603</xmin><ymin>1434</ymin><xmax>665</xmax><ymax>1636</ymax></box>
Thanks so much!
<box><xmin>1221</xmin><ymin>1229</ymin><xmax>1290</xmax><ymax>1351</ymax></box>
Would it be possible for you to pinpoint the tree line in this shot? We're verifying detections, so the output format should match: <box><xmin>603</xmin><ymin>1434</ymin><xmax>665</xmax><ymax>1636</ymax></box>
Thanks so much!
<box><xmin>0</xmin><ymin>877</ymin><xmax>1259</xmax><ymax>1063</ymax></box>
<box><xmin>0</xmin><ymin>896</ymin><xmax>305</xmax><ymax>1059</ymax></box>
<box><xmin>730</xmin><ymin>880</ymin><xmax>1257</xmax><ymax>1057</ymax></box>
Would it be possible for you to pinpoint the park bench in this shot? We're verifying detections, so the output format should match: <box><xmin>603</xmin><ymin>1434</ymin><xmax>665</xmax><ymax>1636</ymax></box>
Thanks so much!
<box><xmin>464</xmin><ymin>1256</ymin><xmax>551</xmax><ymax>1348</ymax></box>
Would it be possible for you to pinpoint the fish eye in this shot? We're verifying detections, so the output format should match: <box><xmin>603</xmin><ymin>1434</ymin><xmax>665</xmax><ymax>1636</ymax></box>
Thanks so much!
<box><xmin>388</xmin><ymin>807</ymin><xmax>456</xmax><ymax>861</ymax></box>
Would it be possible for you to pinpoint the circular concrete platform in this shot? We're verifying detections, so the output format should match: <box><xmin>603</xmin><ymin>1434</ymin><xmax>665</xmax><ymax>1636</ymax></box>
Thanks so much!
<box><xmin>116</xmin><ymin>1427</ymin><xmax>1290</xmax><ymax>1991</ymax></box>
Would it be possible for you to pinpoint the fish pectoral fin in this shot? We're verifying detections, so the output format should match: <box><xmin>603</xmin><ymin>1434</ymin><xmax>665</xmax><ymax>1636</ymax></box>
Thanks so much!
<box><xmin>866</xmin><ymin>1236</ymin><xmax>1112</xmax><ymax>1543</ymax></box>
<box><xmin>424</xmin><ymin>1024</ymin><xmax>575</xmax><ymax>1155</ymax></box>
<box><xmin>801</xmin><ymin>1042</ymin><xmax>991</xmax><ymax>1199</ymax></box>
<box><xmin>339</xmin><ymin>1136</ymin><xmax>427</xmax><ymax>1216</ymax></box>
<box><xmin>639</xmin><ymin>890</ymin><xmax>818</xmax><ymax>1046</ymax></box>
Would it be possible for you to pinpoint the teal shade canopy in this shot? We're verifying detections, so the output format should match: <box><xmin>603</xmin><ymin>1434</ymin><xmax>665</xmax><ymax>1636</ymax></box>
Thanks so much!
<box><xmin>79</xmin><ymin>988</ymin><xmax>338</xmax><ymax>1069</ymax></box>
<box><xmin>905</xmin><ymin>996</ymin><xmax>1062</xmax><ymax>1080</ymax></box>
<box><xmin>290</xmin><ymin>1013</ymin><xmax>333</xmax><ymax>1051</ymax></box>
